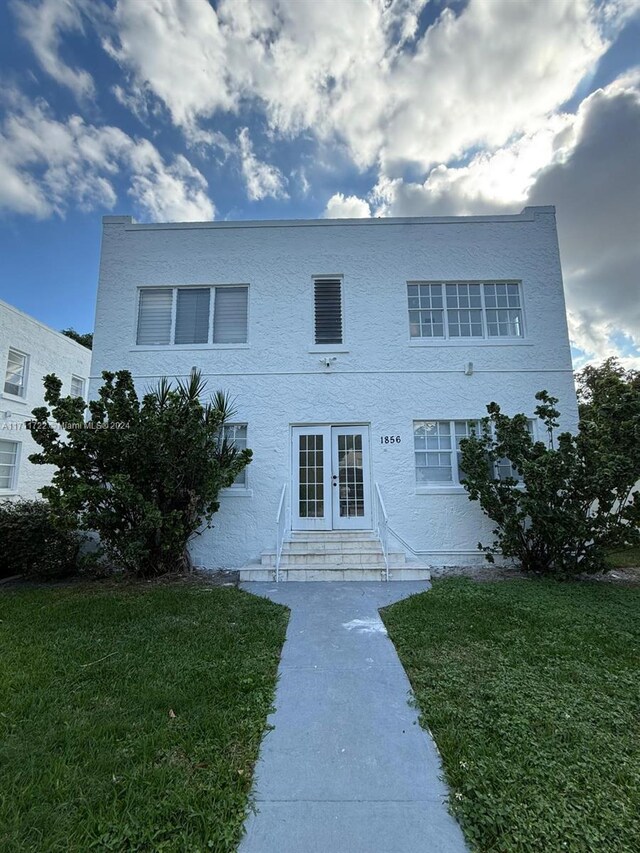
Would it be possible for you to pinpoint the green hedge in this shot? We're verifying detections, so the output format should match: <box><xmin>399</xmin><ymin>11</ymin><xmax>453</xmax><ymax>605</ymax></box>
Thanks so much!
<box><xmin>0</xmin><ymin>500</ymin><xmax>81</xmax><ymax>580</ymax></box>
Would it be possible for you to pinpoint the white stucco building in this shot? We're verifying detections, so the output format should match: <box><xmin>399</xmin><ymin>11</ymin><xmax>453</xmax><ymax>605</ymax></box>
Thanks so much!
<box><xmin>91</xmin><ymin>206</ymin><xmax>577</xmax><ymax>579</ymax></box>
<box><xmin>0</xmin><ymin>299</ymin><xmax>92</xmax><ymax>500</ymax></box>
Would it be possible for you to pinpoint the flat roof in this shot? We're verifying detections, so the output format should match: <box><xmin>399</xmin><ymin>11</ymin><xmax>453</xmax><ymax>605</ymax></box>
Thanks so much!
<box><xmin>103</xmin><ymin>206</ymin><xmax>555</xmax><ymax>231</ymax></box>
<box><xmin>0</xmin><ymin>297</ymin><xmax>92</xmax><ymax>352</ymax></box>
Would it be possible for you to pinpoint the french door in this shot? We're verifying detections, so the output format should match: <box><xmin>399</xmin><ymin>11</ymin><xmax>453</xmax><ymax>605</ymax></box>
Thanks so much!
<box><xmin>292</xmin><ymin>425</ymin><xmax>371</xmax><ymax>531</ymax></box>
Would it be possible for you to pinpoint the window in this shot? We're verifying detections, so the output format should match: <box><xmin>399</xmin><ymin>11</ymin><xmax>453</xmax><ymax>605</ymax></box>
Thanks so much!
<box><xmin>414</xmin><ymin>419</ymin><xmax>535</xmax><ymax>486</ymax></box>
<box><xmin>314</xmin><ymin>278</ymin><xmax>343</xmax><ymax>344</ymax></box>
<box><xmin>136</xmin><ymin>286</ymin><xmax>248</xmax><ymax>346</ymax></box>
<box><xmin>4</xmin><ymin>349</ymin><xmax>28</xmax><ymax>397</ymax></box>
<box><xmin>223</xmin><ymin>424</ymin><xmax>248</xmax><ymax>487</ymax></box>
<box><xmin>0</xmin><ymin>439</ymin><xmax>19</xmax><ymax>490</ymax></box>
<box><xmin>70</xmin><ymin>376</ymin><xmax>85</xmax><ymax>398</ymax></box>
<box><xmin>414</xmin><ymin>420</ymin><xmax>480</xmax><ymax>484</ymax></box>
<box><xmin>408</xmin><ymin>282</ymin><xmax>523</xmax><ymax>340</ymax></box>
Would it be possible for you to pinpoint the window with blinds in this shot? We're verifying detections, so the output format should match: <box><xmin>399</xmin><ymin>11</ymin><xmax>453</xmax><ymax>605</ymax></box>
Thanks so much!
<box><xmin>136</xmin><ymin>286</ymin><xmax>248</xmax><ymax>345</ymax></box>
<box><xmin>137</xmin><ymin>288</ymin><xmax>172</xmax><ymax>345</ymax></box>
<box><xmin>4</xmin><ymin>349</ymin><xmax>27</xmax><ymax>397</ymax></box>
<box><xmin>314</xmin><ymin>278</ymin><xmax>343</xmax><ymax>345</ymax></box>
<box><xmin>213</xmin><ymin>287</ymin><xmax>248</xmax><ymax>344</ymax></box>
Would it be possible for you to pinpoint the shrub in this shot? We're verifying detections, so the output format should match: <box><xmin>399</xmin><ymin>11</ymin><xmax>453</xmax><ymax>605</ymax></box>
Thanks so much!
<box><xmin>28</xmin><ymin>370</ymin><xmax>251</xmax><ymax>578</ymax></box>
<box><xmin>0</xmin><ymin>500</ymin><xmax>81</xmax><ymax>580</ymax></box>
<box><xmin>460</xmin><ymin>391</ymin><xmax>640</xmax><ymax>576</ymax></box>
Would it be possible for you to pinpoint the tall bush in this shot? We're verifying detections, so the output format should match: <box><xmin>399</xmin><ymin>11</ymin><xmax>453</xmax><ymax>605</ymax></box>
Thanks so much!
<box><xmin>28</xmin><ymin>370</ymin><xmax>251</xmax><ymax>577</ymax></box>
<box><xmin>459</xmin><ymin>390</ymin><xmax>640</xmax><ymax>576</ymax></box>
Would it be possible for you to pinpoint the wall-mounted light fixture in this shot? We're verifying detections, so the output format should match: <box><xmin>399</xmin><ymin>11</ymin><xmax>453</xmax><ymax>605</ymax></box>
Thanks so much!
<box><xmin>320</xmin><ymin>357</ymin><xmax>337</xmax><ymax>369</ymax></box>
<box><xmin>464</xmin><ymin>362</ymin><xmax>474</xmax><ymax>376</ymax></box>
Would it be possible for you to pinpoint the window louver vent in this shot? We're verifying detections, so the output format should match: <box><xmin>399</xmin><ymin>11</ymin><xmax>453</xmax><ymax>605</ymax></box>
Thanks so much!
<box><xmin>314</xmin><ymin>279</ymin><xmax>342</xmax><ymax>345</ymax></box>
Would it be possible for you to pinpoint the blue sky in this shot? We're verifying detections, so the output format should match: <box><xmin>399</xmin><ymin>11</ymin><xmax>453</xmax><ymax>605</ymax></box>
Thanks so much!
<box><xmin>0</xmin><ymin>0</ymin><xmax>639</xmax><ymax>367</ymax></box>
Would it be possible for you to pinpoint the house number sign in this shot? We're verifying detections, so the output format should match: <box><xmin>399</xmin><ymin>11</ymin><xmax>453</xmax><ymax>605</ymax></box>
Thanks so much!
<box><xmin>380</xmin><ymin>435</ymin><xmax>401</xmax><ymax>444</ymax></box>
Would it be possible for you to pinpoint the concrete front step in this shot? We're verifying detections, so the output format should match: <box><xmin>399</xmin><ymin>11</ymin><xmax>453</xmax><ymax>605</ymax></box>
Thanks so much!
<box><xmin>289</xmin><ymin>530</ymin><xmax>376</xmax><ymax>540</ymax></box>
<box><xmin>238</xmin><ymin>565</ymin><xmax>431</xmax><ymax>582</ymax></box>
<box><xmin>261</xmin><ymin>550</ymin><xmax>406</xmax><ymax>568</ymax></box>
<box><xmin>283</xmin><ymin>540</ymin><xmax>387</xmax><ymax>554</ymax></box>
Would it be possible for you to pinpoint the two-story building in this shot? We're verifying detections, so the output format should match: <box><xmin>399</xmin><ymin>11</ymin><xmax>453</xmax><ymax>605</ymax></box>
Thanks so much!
<box><xmin>1</xmin><ymin>299</ymin><xmax>92</xmax><ymax>500</ymax></box>
<box><xmin>91</xmin><ymin>206</ymin><xmax>578</xmax><ymax>579</ymax></box>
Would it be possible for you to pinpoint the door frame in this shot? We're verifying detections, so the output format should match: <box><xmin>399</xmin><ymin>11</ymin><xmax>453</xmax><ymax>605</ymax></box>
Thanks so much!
<box><xmin>291</xmin><ymin>423</ymin><xmax>372</xmax><ymax>532</ymax></box>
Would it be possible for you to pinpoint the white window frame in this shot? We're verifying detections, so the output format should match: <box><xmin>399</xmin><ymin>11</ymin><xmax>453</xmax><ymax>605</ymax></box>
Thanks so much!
<box><xmin>0</xmin><ymin>438</ymin><xmax>21</xmax><ymax>493</ymax></box>
<box><xmin>134</xmin><ymin>284</ymin><xmax>250</xmax><ymax>349</ymax></box>
<box><xmin>70</xmin><ymin>375</ymin><xmax>86</xmax><ymax>399</ymax></box>
<box><xmin>414</xmin><ymin>419</ymin><xmax>536</xmax><ymax>492</ymax></box>
<box><xmin>3</xmin><ymin>348</ymin><xmax>29</xmax><ymax>400</ymax></box>
<box><xmin>309</xmin><ymin>275</ymin><xmax>348</xmax><ymax>352</ymax></box>
<box><xmin>221</xmin><ymin>423</ymin><xmax>252</xmax><ymax>495</ymax></box>
<box><xmin>407</xmin><ymin>281</ymin><xmax>526</xmax><ymax>344</ymax></box>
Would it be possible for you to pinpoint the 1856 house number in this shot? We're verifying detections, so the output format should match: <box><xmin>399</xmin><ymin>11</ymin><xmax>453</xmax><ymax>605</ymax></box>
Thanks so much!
<box><xmin>380</xmin><ymin>435</ymin><xmax>401</xmax><ymax>444</ymax></box>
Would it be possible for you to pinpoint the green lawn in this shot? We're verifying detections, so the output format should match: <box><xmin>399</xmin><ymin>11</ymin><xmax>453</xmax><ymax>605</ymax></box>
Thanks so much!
<box><xmin>0</xmin><ymin>583</ymin><xmax>288</xmax><ymax>852</ymax></box>
<box><xmin>382</xmin><ymin>579</ymin><xmax>640</xmax><ymax>852</ymax></box>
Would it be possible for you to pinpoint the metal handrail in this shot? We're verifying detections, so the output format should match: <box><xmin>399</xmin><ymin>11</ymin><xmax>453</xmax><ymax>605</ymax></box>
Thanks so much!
<box><xmin>374</xmin><ymin>482</ymin><xmax>390</xmax><ymax>581</ymax></box>
<box><xmin>275</xmin><ymin>483</ymin><xmax>287</xmax><ymax>582</ymax></box>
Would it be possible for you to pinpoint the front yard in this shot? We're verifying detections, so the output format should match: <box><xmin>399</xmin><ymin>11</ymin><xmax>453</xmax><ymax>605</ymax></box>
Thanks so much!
<box><xmin>0</xmin><ymin>582</ymin><xmax>288</xmax><ymax>852</ymax></box>
<box><xmin>382</xmin><ymin>579</ymin><xmax>640</xmax><ymax>852</ymax></box>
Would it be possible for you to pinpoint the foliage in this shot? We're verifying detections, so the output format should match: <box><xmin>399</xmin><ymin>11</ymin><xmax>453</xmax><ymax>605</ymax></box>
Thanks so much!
<box><xmin>382</xmin><ymin>579</ymin><xmax>640</xmax><ymax>853</ymax></box>
<box><xmin>576</xmin><ymin>356</ymin><xmax>640</xmax><ymax>481</ymax></box>
<box><xmin>459</xmin><ymin>389</ymin><xmax>640</xmax><ymax>575</ymax></box>
<box><xmin>0</xmin><ymin>499</ymin><xmax>81</xmax><ymax>580</ymax></box>
<box><xmin>28</xmin><ymin>370</ymin><xmax>251</xmax><ymax>577</ymax></box>
<box><xmin>0</xmin><ymin>583</ymin><xmax>289</xmax><ymax>852</ymax></box>
<box><xmin>61</xmin><ymin>328</ymin><xmax>93</xmax><ymax>349</ymax></box>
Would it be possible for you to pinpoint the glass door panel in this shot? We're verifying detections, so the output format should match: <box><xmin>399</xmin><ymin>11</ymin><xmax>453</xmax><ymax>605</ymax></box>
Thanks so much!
<box><xmin>331</xmin><ymin>427</ymin><xmax>371</xmax><ymax>530</ymax></box>
<box><xmin>292</xmin><ymin>427</ymin><xmax>332</xmax><ymax>530</ymax></box>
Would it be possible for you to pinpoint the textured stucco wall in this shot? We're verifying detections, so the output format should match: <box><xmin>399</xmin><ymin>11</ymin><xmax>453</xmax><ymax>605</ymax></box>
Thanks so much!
<box><xmin>91</xmin><ymin>207</ymin><xmax>577</xmax><ymax>567</ymax></box>
<box><xmin>0</xmin><ymin>300</ymin><xmax>92</xmax><ymax>500</ymax></box>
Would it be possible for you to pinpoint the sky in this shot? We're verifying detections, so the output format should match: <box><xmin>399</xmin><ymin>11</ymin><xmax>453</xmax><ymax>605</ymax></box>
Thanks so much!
<box><xmin>0</xmin><ymin>0</ymin><xmax>639</xmax><ymax>368</ymax></box>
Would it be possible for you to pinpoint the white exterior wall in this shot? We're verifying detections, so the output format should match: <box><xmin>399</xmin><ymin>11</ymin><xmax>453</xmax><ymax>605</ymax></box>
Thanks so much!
<box><xmin>0</xmin><ymin>300</ymin><xmax>92</xmax><ymax>500</ymax></box>
<box><xmin>91</xmin><ymin>207</ymin><xmax>577</xmax><ymax>567</ymax></box>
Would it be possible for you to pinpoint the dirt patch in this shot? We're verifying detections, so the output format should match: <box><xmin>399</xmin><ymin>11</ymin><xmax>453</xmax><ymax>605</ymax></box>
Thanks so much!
<box><xmin>431</xmin><ymin>564</ymin><xmax>640</xmax><ymax>586</ymax></box>
<box><xmin>430</xmin><ymin>565</ymin><xmax>529</xmax><ymax>583</ymax></box>
<box><xmin>0</xmin><ymin>568</ymin><xmax>240</xmax><ymax>592</ymax></box>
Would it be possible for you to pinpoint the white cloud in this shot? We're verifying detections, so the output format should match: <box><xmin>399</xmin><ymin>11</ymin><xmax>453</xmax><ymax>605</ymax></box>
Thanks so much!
<box><xmin>12</xmin><ymin>0</ymin><xmax>95</xmax><ymax>98</ymax></box>
<box><xmin>128</xmin><ymin>146</ymin><xmax>215</xmax><ymax>221</ymax></box>
<box><xmin>0</xmin><ymin>95</ymin><xmax>215</xmax><ymax>221</ymax></box>
<box><xmin>380</xmin><ymin>0</ymin><xmax>606</xmax><ymax>173</ymax></box>
<box><xmin>100</xmin><ymin>0</ymin><xmax>618</xmax><ymax>178</ymax></box>
<box><xmin>527</xmin><ymin>78</ymin><xmax>640</xmax><ymax>363</ymax></box>
<box><xmin>363</xmin><ymin>74</ymin><xmax>640</xmax><ymax>366</ymax></box>
<box><xmin>237</xmin><ymin>127</ymin><xmax>287</xmax><ymax>201</ymax></box>
<box><xmin>103</xmin><ymin>0</ymin><xmax>234</xmax><ymax>135</ymax></box>
<box><xmin>324</xmin><ymin>192</ymin><xmax>371</xmax><ymax>218</ymax></box>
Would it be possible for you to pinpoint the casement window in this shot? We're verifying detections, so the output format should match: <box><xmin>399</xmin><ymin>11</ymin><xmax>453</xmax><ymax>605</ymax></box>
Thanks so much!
<box><xmin>70</xmin><ymin>376</ymin><xmax>86</xmax><ymax>398</ymax></box>
<box><xmin>223</xmin><ymin>424</ymin><xmax>248</xmax><ymax>487</ymax></box>
<box><xmin>413</xmin><ymin>419</ymin><xmax>534</xmax><ymax>486</ymax></box>
<box><xmin>136</xmin><ymin>286</ymin><xmax>248</xmax><ymax>346</ymax></box>
<box><xmin>408</xmin><ymin>282</ymin><xmax>524</xmax><ymax>340</ymax></box>
<box><xmin>314</xmin><ymin>278</ymin><xmax>343</xmax><ymax>345</ymax></box>
<box><xmin>4</xmin><ymin>349</ymin><xmax>28</xmax><ymax>397</ymax></box>
<box><xmin>0</xmin><ymin>439</ymin><xmax>19</xmax><ymax>490</ymax></box>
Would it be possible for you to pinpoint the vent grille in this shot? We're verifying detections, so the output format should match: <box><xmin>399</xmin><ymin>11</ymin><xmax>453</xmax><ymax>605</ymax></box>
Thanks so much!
<box><xmin>314</xmin><ymin>279</ymin><xmax>342</xmax><ymax>344</ymax></box>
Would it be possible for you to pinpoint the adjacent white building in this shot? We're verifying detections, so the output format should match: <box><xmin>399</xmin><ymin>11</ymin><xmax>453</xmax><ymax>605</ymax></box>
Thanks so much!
<box><xmin>0</xmin><ymin>299</ymin><xmax>92</xmax><ymax>500</ymax></box>
<box><xmin>91</xmin><ymin>206</ymin><xmax>578</xmax><ymax>578</ymax></box>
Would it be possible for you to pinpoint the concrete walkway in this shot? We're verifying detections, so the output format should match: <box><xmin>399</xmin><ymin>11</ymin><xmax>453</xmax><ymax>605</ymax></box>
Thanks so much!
<box><xmin>239</xmin><ymin>582</ymin><xmax>468</xmax><ymax>853</ymax></box>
